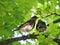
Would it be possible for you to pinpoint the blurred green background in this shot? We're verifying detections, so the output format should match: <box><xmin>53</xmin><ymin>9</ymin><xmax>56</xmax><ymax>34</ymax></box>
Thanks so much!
<box><xmin>0</xmin><ymin>0</ymin><xmax>60</xmax><ymax>45</ymax></box>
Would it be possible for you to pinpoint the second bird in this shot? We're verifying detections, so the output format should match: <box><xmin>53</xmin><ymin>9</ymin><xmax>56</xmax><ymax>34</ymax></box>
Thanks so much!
<box><xmin>36</xmin><ymin>20</ymin><xmax>47</xmax><ymax>32</ymax></box>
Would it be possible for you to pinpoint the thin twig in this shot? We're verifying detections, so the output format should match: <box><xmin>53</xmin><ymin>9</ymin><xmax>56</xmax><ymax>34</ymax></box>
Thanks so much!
<box><xmin>42</xmin><ymin>12</ymin><xmax>60</xmax><ymax>18</ymax></box>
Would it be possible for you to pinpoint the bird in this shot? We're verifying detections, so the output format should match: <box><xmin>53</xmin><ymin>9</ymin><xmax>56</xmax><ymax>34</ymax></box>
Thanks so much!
<box><xmin>36</xmin><ymin>20</ymin><xmax>47</xmax><ymax>32</ymax></box>
<box><xmin>13</xmin><ymin>16</ymin><xmax>38</xmax><ymax>32</ymax></box>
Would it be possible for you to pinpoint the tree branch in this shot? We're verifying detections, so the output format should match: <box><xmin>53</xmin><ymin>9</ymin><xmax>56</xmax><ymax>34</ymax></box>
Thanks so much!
<box><xmin>53</xmin><ymin>18</ymin><xmax>60</xmax><ymax>23</ymax></box>
<box><xmin>53</xmin><ymin>38</ymin><xmax>60</xmax><ymax>45</ymax></box>
<box><xmin>0</xmin><ymin>34</ymin><xmax>38</xmax><ymax>45</ymax></box>
<box><xmin>0</xmin><ymin>34</ymin><xmax>60</xmax><ymax>45</ymax></box>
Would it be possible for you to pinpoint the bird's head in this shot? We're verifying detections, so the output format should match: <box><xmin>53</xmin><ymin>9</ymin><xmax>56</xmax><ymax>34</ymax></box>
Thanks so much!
<box><xmin>31</xmin><ymin>16</ymin><xmax>38</xmax><ymax>21</ymax></box>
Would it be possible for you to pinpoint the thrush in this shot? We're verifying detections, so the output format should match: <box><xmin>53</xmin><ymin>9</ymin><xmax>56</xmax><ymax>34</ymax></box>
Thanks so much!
<box><xmin>13</xmin><ymin>16</ymin><xmax>38</xmax><ymax>32</ymax></box>
<box><xmin>36</xmin><ymin>20</ymin><xmax>47</xmax><ymax>32</ymax></box>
